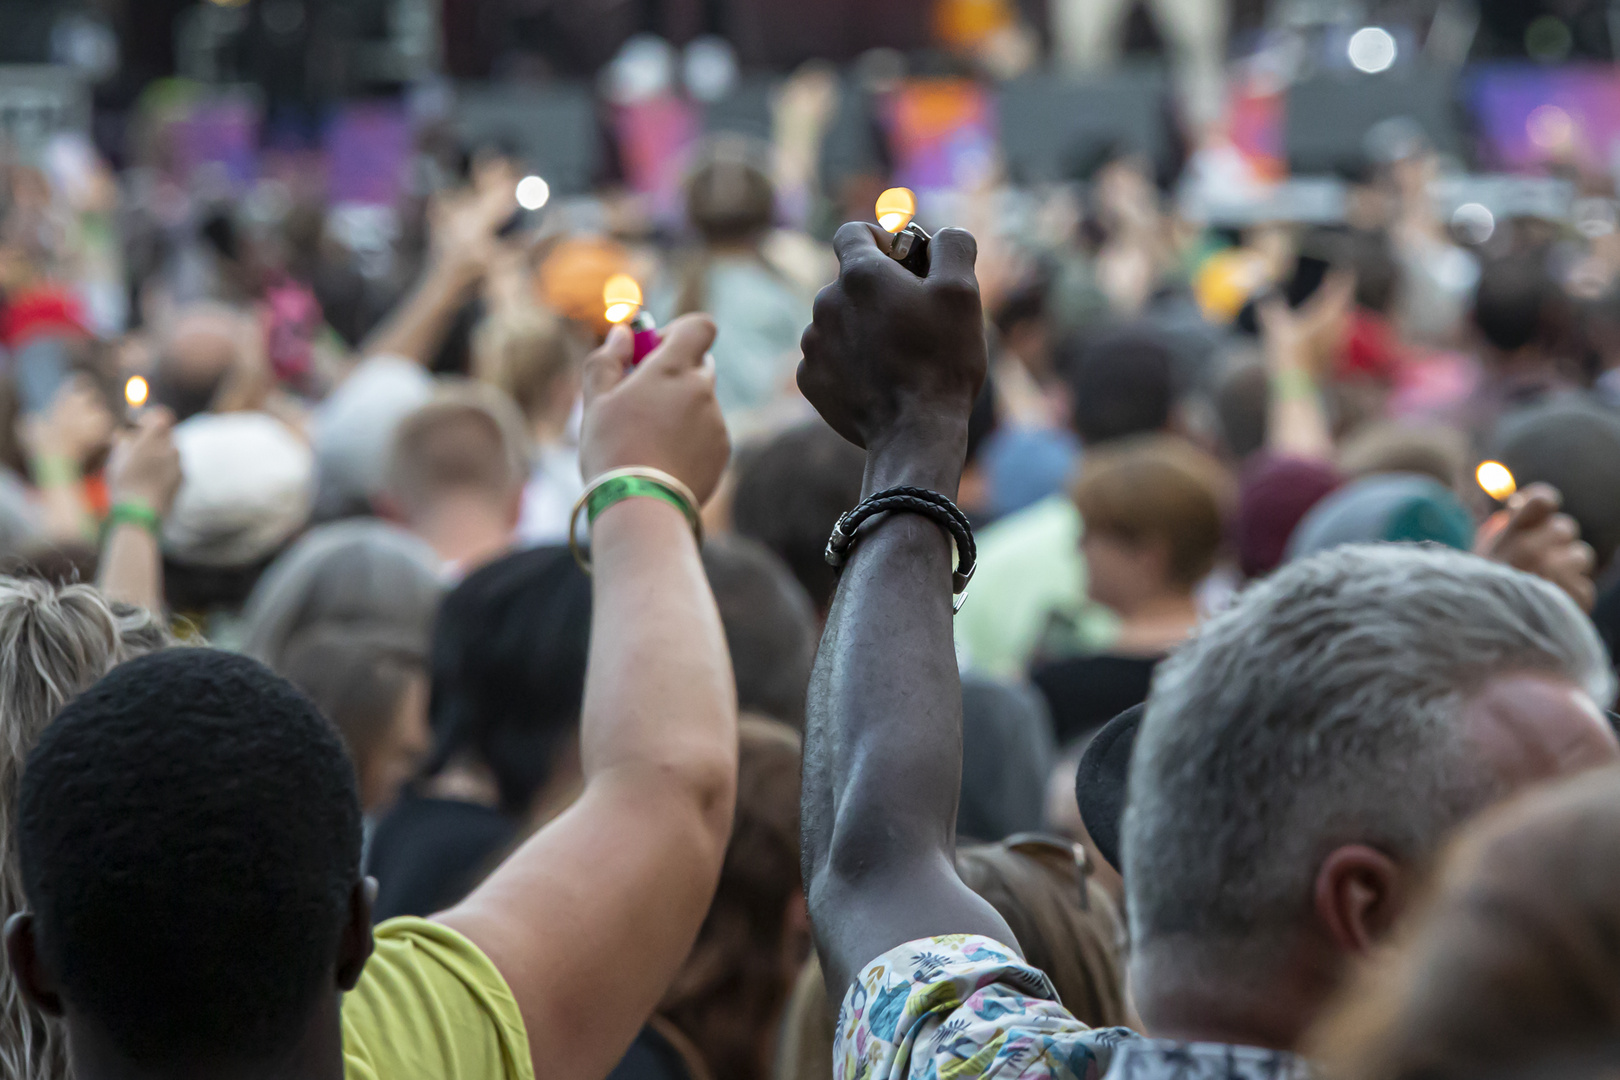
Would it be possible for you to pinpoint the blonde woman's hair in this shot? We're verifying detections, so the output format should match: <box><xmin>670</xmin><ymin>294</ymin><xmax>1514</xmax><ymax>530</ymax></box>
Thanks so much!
<box><xmin>0</xmin><ymin>578</ymin><xmax>173</xmax><ymax>1080</ymax></box>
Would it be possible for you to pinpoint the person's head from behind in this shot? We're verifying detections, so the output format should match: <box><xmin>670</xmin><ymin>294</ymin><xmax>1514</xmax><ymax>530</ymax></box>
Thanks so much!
<box><xmin>730</xmin><ymin>420</ymin><xmax>865</xmax><ymax>617</ymax></box>
<box><xmin>5</xmin><ymin>649</ymin><xmax>367</xmax><ymax>1077</ymax></box>
<box><xmin>1310</xmin><ymin>767</ymin><xmax>1620</xmax><ymax>1080</ymax></box>
<box><xmin>240</xmin><ymin>518</ymin><xmax>444</xmax><ymax>675</ymax></box>
<box><xmin>660</xmin><ymin>718</ymin><xmax>805</xmax><ymax>1080</ymax></box>
<box><xmin>0</xmin><ymin>579</ymin><xmax>170</xmax><ymax>1080</ymax></box>
<box><xmin>1061</xmin><ymin>325</ymin><xmax>1179</xmax><ymax>448</ymax></box>
<box><xmin>472</xmin><ymin>307</ymin><xmax>586</xmax><ymax>441</ymax></box>
<box><xmin>955</xmin><ymin>838</ymin><xmax>1131</xmax><ymax>1030</ymax></box>
<box><xmin>1124</xmin><ymin>545</ymin><xmax>1618</xmax><ymax>1051</ymax></box>
<box><xmin>1072</xmin><ymin>436</ymin><xmax>1232</xmax><ymax>619</ymax></box>
<box><xmin>685</xmin><ymin>137</ymin><xmax>775</xmax><ymax>248</ymax></box>
<box><xmin>151</xmin><ymin>304</ymin><xmax>252</xmax><ymax>421</ymax></box>
<box><xmin>424</xmin><ymin>545</ymin><xmax>592</xmax><ymax>817</ymax></box>
<box><xmin>1489</xmin><ymin>400</ymin><xmax>1620</xmax><ymax>573</ymax></box>
<box><xmin>382</xmin><ymin>382</ymin><xmax>529</xmax><ymax>568</ymax></box>
<box><xmin>280</xmin><ymin>625</ymin><xmax>430</xmax><ymax>815</ymax></box>
<box><xmin>1473</xmin><ymin>257</ymin><xmax>1559</xmax><ymax>362</ymax></box>
<box><xmin>702</xmin><ymin>536</ymin><xmax>817</xmax><ymax>729</ymax></box>
<box><xmin>161</xmin><ymin>412</ymin><xmax>316</xmax><ymax>614</ymax></box>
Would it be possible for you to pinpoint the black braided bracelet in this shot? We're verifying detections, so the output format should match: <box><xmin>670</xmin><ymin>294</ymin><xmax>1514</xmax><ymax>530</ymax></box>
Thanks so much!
<box><xmin>824</xmin><ymin>486</ymin><xmax>976</xmax><ymax>610</ymax></box>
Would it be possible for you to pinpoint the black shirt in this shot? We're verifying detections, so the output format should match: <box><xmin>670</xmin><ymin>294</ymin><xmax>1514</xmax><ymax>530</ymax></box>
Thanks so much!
<box><xmin>1032</xmin><ymin>653</ymin><xmax>1163</xmax><ymax>748</ymax></box>
<box><xmin>366</xmin><ymin>793</ymin><xmax>517</xmax><ymax>922</ymax></box>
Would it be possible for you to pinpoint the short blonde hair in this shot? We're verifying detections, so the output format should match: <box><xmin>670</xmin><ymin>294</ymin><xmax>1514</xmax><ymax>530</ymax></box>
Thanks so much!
<box><xmin>0</xmin><ymin>579</ymin><xmax>172</xmax><ymax>1080</ymax></box>
<box><xmin>384</xmin><ymin>380</ymin><xmax>531</xmax><ymax>515</ymax></box>
<box><xmin>1072</xmin><ymin>436</ymin><xmax>1234</xmax><ymax>589</ymax></box>
<box><xmin>472</xmin><ymin>309</ymin><xmax>586</xmax><ymax>424</ymax></box>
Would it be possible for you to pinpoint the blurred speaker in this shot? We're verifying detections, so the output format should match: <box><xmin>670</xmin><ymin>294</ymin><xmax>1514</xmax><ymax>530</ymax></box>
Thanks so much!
<box><xmin>454</xmin><ymin>82</ymin><xmax>602</xmax><ymax>196</ymax></box>
<box><xmin>1285</xmin><ymin>67</ymin><xmax>1462</xmax><ymax>176</ymax></box>
<box><xmin>995</xmin><ymin>67</ymin><xmax>1173</xmax><ymax>186</ymax></box>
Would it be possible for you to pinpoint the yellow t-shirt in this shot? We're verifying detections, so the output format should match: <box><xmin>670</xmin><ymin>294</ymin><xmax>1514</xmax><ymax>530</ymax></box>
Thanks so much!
<box><xmin>343</xmin><ymin>917</ymin><xmax>535</xmax><ymax>1080</ymax></box>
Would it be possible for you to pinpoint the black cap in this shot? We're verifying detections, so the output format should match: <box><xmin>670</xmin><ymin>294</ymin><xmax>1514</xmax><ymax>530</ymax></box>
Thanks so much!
<box><xmin>1074</xmin><ymin>703</ymin><xmax>1144</xmax><ymax>874</ymax></box>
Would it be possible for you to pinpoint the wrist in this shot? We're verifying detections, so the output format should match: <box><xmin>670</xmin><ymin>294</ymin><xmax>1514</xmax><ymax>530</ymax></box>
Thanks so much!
<box><xmin>864</xmin><ymin>416</ymin><xmax>969</xmax><ymax>498</ymax></box>
<box><xmin>105</xmin><ymin>498</ymin><xmax>163</xmax><ymax>540</ymax></box>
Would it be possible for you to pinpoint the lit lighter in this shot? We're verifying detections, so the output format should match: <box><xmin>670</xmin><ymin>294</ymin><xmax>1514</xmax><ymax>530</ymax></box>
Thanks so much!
<box><xmin>603</xmin><ymin>274</ymin><xmax>661</xmax><ymax>365</ymax></box>
<box><xmin>124</xmin><ymin>374</ymin><xmax>150</xmax><ymax>422</ymax></box>
<box><xmin>876</xmin><ymin>187</ymin><xmax>930</xmax><ymax>277</ymax></box>
<box><xmin>1476</xmin><ymin>460</ymin><xmax>1517</xmax><ymax>503</ymax></box>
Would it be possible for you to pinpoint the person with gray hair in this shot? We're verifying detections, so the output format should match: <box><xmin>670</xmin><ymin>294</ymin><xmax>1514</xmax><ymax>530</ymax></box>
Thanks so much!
<box><xmin>0</xmin><ymin>578</ymin><xmax>172</xmax><ymax>1080</ymax></box>
<box><xmin>1122</xmin><ymin>543</ymin><xmax>1618</xmax><ymax>1063</ymax></box>
<box><xmin>239</xmin><ymin>517</ymin><xmax>445</xmax><ymax>675</ymax></box>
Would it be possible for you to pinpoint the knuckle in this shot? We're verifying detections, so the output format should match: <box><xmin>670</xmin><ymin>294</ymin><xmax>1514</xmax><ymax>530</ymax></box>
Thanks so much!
<box><xmin>841</xmin><ymin>260</ymin><xmax>881</xmax><ymax>294</ymax></box>
<box><xmin>931</xmin><ymin>274</ymin><xmax>980</xmax><ymax>303</ymax></box>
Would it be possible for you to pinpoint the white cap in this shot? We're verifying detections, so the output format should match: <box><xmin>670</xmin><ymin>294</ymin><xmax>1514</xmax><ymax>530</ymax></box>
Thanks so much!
<box><xmin>164</xmin><ymin>412</ymin><xmax>315</xmax><ymax>567</ymax></box>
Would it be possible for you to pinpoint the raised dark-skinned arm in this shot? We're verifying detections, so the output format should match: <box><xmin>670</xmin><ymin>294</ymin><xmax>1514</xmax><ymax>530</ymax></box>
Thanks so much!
<box><xmin>798</xmin><ymin>223</ymin><xmax>1016</xmax><ymax>999</ymax></box>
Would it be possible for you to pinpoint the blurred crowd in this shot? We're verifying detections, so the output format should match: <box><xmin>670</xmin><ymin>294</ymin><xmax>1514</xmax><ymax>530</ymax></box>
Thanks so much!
<box><xmin>4</xmin><ymin>5</ymin><xmax>1620</xmax><ymax>1076</ymax></box>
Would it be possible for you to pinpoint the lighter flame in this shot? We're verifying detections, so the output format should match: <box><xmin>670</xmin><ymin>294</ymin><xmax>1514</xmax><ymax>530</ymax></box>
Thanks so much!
<box><xmin>124</xmin><ymin>375</ymin><xmax>149</xmax><ymax>408</ymax></box>
<box><xmin>876</xmin><ymin>187</ymin><xmax>917</xmax><ymax>234</ymax></box>
<box><xmin>603</xmin><ymin>274</ymin><xmax>643</xmax><ymax>324</ymax></box>
<box><xmin>1477</xmin><ymin>460</ymin><xmax>1517</xmax><ymax>501</ymax></box>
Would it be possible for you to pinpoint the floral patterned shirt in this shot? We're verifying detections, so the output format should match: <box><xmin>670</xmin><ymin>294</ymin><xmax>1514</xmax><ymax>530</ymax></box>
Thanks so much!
<box><xmin>835</xmin><ymin>935</ymin><xmax>1311</xmax><ymax>1080</ymax></box>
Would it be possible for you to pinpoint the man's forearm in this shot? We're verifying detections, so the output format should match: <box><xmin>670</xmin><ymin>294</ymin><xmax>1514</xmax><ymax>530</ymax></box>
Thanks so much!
<box><xmin>805</xmin><ymin>430</ymin><xmax>1014</xmax><ymax>992</ymax></box>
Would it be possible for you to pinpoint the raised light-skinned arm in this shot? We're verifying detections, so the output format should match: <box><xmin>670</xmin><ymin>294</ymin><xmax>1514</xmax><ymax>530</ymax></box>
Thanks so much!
<box><xmin>438</xmin><ymin>315</ymin><xmax>738</xmax><ymax>1080</ymax></box>
<box><xmin>97</xmin><ymin>408</ymin><xmax>182</xmax><ymax>614</ymax></box>
<box><xmin>797</xmin><ymin>224</ymin><xmax>1015</xmax><ymax>999</ymax></box>
<box><xmin>358</xmin><ymin>159</ymin><xmax>519</xmax><ymax>366</ymax></box>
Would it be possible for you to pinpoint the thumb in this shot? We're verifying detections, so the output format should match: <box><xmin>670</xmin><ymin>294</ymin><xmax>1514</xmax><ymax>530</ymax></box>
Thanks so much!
<box><xmin>927</xmin><ymin>227</ymin><xmax>980</xmax><ymax>290</ymax></box>
<box><xmin>583</xmin><ymin>325</ymin><xmax>634</xmax><ymax>401</ymax></box>
<box><xmin>641</xmin><ymin>313</ymin><xmax>717</xmax><ymax>374</ymax></box>
<box><xmin>1505</xmin><ymin>483</ymin><xmax>1561</xmax><ymax>533</ymax></box>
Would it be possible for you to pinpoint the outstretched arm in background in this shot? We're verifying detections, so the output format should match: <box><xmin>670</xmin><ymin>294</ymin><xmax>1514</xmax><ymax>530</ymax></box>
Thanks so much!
<box><xmin>97</xmin><ymin>408</ymin><xmax>182</xmax><ymax>614</ymax></box>
<box><xmin>797</xmin><ymin>223</ymin><xmax>1016</xmax><ymax>999</ymax></box>
<box><xmin>438</xmin><ymin>314</ymin><xmax>738</xmax><ymax>1080</ymax></box>
<box><xmin>358</xmin><ymin>158</ymin><xmax>518</xmax><ymax>367</ymax></box>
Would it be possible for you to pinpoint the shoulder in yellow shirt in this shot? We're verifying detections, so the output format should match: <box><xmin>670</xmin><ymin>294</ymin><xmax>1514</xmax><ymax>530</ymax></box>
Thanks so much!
<box><xmin>343</xmin><ymin>916</ymin><xmax>535</xmax><ymax>1080</ymax></box>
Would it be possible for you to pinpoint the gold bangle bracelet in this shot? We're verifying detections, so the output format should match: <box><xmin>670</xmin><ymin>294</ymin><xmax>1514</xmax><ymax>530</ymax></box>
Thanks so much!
<box><xmin>569</xmin><ymin>466</ymin><xmax>703</xmax><ymax>572</ymax></box>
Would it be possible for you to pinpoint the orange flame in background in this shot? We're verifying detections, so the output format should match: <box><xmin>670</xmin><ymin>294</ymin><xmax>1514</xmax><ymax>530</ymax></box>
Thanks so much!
<box><xmin>1476</xmin><ymin>461</ymin><xmax>1517</xmax><ymax>502</ymax></box>
<box><xmin>603</xmin><ymin>274</ymin><xmax>644</xmax><ymax>324</ymax></box>
<box><xmin>875</xmin><ymin>188</ymin><xmax>918</xmax><ymax>233</ymax></box>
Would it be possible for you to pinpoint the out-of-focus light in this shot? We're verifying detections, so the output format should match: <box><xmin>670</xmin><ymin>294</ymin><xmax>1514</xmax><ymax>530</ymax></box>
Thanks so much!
<box><xmin>1451</xmin><ymin>202</ymin><xmax>1496</xmax><ymax>245</ymax></box>
<box><xmin>515</xmin><ymin>175</ymin><xmax>550</xmax><ymax>211</ymax></box>
<box><xmin>876</xmin><ymin>187</ymin><xmax>917</xmax><ymax>233</ymax></box>
<box><xmin>1477</xmin><ymin>461</ymin><xmax>1517</xmax><ymax>502</ymax></box>
<box><xmin>603</xmin><ymin>274</ymin><xmax>643</xmax><ymax>324</ymax></box>
<box><xmin>207</xmin><ymin>0</ymin><xmax>249</xmax><ymax>7</ymax></box>
<box><xmin>1347</xmin><ymin>27</ymin><xmax>1397</xmax><ymax>74</ymax></box>
<box><xmin>1527</xmin><ymin>104</ymin><xmax>1575</xmax><ymax>151</ymax></box>
<box><xmin>124</xmin><ymin>375</ymin><xmax>149</xmax><ymax>408</ymax></box>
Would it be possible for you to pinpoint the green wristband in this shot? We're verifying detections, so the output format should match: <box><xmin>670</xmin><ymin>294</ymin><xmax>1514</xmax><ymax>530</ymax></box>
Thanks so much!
<box><xmin>1269</xmin><ymin>368</ymin><xmax>1317</xmax><ymax>402</ymax></box>
<box><xmin>105</xmin><ymin>499</ymin><xmax>162</xmax><ymax>539</ymax></box>
<box><xmin>585</xmin><ymin>475</ymin><xmax>695</xmax><ymax>529</ymax></box>
<box><xmin>569</xmin><ymin>467</ymin><xmax>703</xmax><ymax>572</ymax></box>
